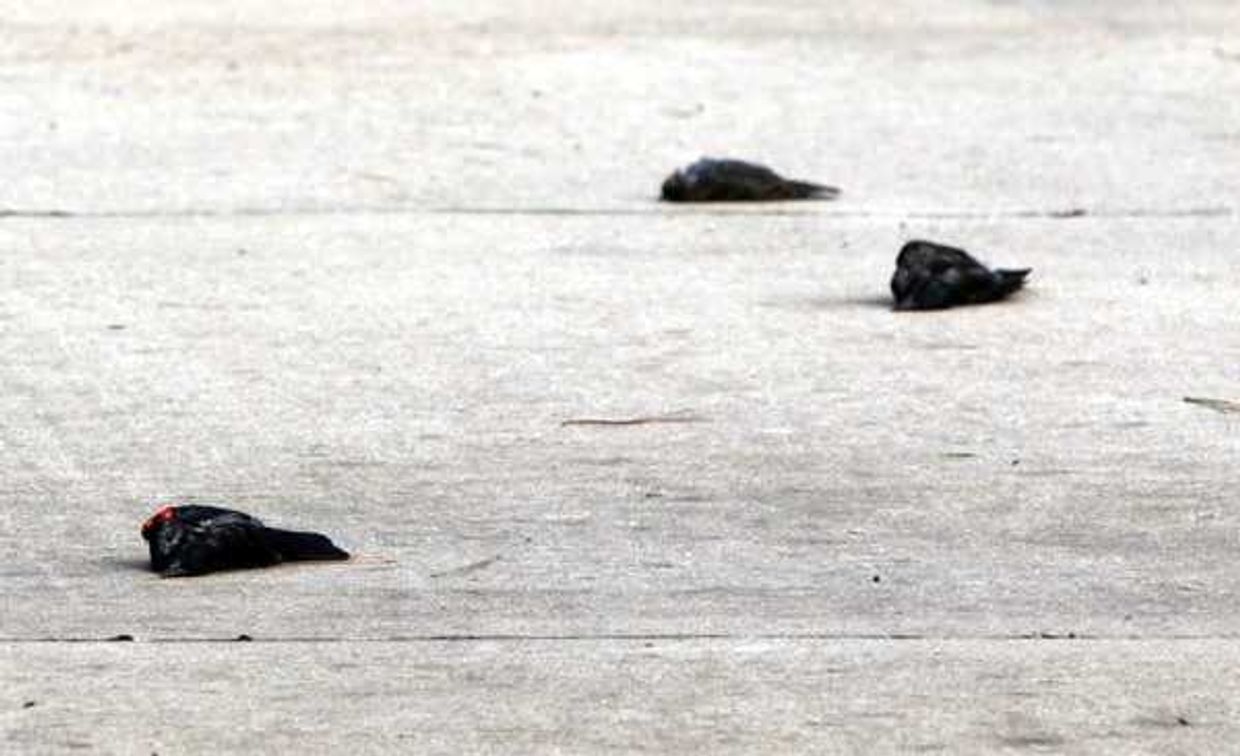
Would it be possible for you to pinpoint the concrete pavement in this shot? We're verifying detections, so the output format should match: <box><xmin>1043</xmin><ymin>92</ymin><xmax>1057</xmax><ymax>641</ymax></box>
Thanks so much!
<box><xmin>2</xmin><ymin>1</ymin><xmax>1239</xmax><ymax>753</ymax></box>
<box><xmin>7</xmin><ymin>639</ymin><xmax>1240</xmax><ymax>754</ymax></box>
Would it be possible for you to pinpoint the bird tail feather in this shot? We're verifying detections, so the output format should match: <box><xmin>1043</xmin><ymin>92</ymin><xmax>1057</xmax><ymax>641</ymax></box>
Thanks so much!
<box><xmin>995</xmin><ymin>268</ymin><xmax>1031</xmax><ymax>297</ymax></box>
<box><xmin>788</xmin><ymin>180</ymin><xmax>841</xmax><ymax>200</ymax></box>
<box><xmin>262</xmin><ymin>528</ymin><xmax>351</xmax><ymax>561</ymax></box>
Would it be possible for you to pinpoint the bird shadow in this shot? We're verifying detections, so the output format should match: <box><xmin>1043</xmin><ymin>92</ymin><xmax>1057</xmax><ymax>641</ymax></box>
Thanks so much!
<box><xmin>98</xmin><ymin>557</ymin><xmax>152</xmax><ymax>574</ymax></box>
<box><xmin>764</xmin><ymin>294</ymin><xmax>892</xmax><ymax>312</ymax></box>
<box><xmin>840</xmin><ymin>295</ymin><xmax>896</xmax><ymax>310</ymax></box>
<box><xmin>767</xmin><ymin>292</ymin><xmax>1037</xmax><ymax>314</ymax></box>
<box><xmin>96</xmin><ymin>555</ymin><xmax>380</xmax><ymax>580</ymax></box>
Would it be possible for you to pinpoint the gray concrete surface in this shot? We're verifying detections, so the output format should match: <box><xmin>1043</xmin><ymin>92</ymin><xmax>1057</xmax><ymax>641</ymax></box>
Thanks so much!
<box><xmin>6</xmin><ymin>639</ymin><xmax>1240</xmax><ymax>754</ymax></box>
<box><xmin>2</xmin><ymin>1</ymin><xmax>1239</xmax><ymax>753</ymax></box>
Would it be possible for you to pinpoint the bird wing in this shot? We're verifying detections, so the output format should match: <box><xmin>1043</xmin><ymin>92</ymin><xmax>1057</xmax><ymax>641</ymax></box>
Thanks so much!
<box><xmin>706</xmin><ymin>159</ymin><xmax>784</xmax><ymax>187</ymax></box>
<box><xmin>175</xmin><ymin>505</ymin><xmax>265</xmax><ymax>528</ymax></box>
<box><xmin>954</xmin><ymin>262</ymin><xmax>1002</xmax><ymax>293</ymax></box>
<box><xmin>189</xmin><ymin>513</ymin><xmax>272</xmax><ymax>555</ymax></box>
<box><xmin>898</xmin><ymin>240</ymin><xmax>977</xmax><ymax>271</ymax></box>
<box><xmin>163</xmin><ymin>514</ymin><xmax>280</xmax><ymax>575</ymax></box>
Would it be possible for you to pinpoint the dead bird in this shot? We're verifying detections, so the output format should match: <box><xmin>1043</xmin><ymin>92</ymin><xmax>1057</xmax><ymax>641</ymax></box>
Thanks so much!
<box><xmin>891</xmin><ymin>240</ymin><xmax>1030</xmax><ymax>311</ymax></box>
<box><xmin>660</xmin><ymin>158</ymin><xmax>839</xmax><ymax>202</ymax></box>
<box><xmin>141</xmin><ymin>504</ymin><xmax>349</xmax><ymax>577</ymax></box>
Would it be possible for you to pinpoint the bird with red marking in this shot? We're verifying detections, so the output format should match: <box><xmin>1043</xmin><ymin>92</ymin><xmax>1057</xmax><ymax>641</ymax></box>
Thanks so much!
<box><xmin>140</xmin><ymin>504</ymin><xmax>349</xmax><ymax>577</ymax></box>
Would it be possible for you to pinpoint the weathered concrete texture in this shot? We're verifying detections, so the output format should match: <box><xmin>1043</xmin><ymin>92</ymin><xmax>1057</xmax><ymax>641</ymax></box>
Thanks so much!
<box><xmin>2</xmin><ymin>0</ymin><xmax>1240</xmax><ymax>753</ymax></box>
<box><xmin>6</xmin><ymin>639</ymin><xmax>1240</xmax><ymax>755</ymax></box>
<box><xmin>1</xmin><ymin>213</ymin><xmax>1238</xmax><ymax>642</ymax></box>
<box><xmin>0</xmin><ymin>1</ymin><xmax>1237</xmax><ymax>214</ymax></box>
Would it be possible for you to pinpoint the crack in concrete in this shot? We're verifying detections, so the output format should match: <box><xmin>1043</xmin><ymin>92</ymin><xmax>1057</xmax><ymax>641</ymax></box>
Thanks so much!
<box><xmin>0</xmin><ymin>206</ymin><xmax>1233</xmax><ymax>220</ymax></box>
<box><xmin>5</xmin><ymin>632</ymin><xmax>1239</xmax><ymax>644</ymax></box>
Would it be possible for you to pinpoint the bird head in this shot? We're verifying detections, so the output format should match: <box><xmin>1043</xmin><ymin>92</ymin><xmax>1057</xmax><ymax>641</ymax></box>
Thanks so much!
<box><xmin>141</xmin><ymin>505</ymin><xmax>178</xmax><ymax>540</ymax></box>
<box><xmin>660</xmin><ymin>171</ymin><xmax>688</xmax><ymax>201</ymax></box>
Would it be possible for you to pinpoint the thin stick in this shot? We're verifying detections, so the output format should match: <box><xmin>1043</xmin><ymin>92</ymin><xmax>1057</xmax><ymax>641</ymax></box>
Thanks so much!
<box><xmin>1183</xmin><ymin>396</ymin><xmax>1240</xmax><ymax>414</ymax></box>
<box><xmin>430</xmin><ymin>555</ymin><xmax>501</xmax><ymax>578</ymax></box>
<box><xmin>560</xmin><ymin>410</ymin><xmax>707</xmax><ymax>427</ymax></box>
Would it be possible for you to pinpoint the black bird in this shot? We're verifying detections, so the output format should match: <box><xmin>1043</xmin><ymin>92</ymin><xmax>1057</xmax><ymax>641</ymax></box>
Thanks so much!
<box><xmin>891</xmin><ymin>240</ymin><xmax>1030</xmax><ymax>311</ymax></box>
<box><xmin>660</xmin><ymin>158</ymin><xmax>839</xmax><ymax>202</ymax></box>
<box><xmin>140</xmin><ymin>504</ymin><xmax>349</xmax><ymax>577</ymax></box>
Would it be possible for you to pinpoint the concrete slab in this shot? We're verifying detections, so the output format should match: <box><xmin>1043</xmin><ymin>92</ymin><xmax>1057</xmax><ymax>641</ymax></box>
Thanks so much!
<box><xmin>6</xmin><ymin>639</ymin><xmax>1240</xmax><ymax>754</ymax></box>
<box><xmin>2</xmin><ymin>0</ymin><xmax>1239</xmax><ymax>752</ymax></box>
<box><xmin>1</xmin><ymin>212</ymin><xmax>1237</xmax><ymax>641</ymax></box>
<box><xmin>0</xmin><ymin>1</ymin><xmax>1237</xmax><ymax>214</ymax></box>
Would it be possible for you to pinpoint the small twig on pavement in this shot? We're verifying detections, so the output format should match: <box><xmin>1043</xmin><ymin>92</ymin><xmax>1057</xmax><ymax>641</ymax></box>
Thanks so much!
<box><xmin>560</xmin><ymin>410</ymin><xmax>707</xmax><ymax>427</ymax></box>
<box><xmin>430</xmin><ymin>555</ymin><xmax>502</xmax><ymax>579</ymax></box>
<box><xmin>1183</xmin><ymin>396</ymin><xmax>1240</xmax><ymax>414</ymax></box>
